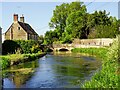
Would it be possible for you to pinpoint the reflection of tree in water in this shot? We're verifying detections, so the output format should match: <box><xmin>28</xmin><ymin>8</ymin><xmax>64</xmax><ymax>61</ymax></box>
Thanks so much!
<box><xmin>51</xmin><ymin>56</ymin><xmax>101</xmax><ymax>87</ymax></box>
<box><xmin>3</xmin><ymin>60</ymin><xmax>39</xmax><ymax>88</ymax></box>
<box><xmin>9</xmin><ymin>68</ymin><xmax>34</xmax><ymax>88</ymax></box>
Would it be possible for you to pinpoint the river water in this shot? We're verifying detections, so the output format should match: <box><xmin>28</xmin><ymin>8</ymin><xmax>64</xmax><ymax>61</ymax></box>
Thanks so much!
<box><xmin>3</xmin><ymin>52</ymin><xmax>101</xmax><ymax>88</ymax></box>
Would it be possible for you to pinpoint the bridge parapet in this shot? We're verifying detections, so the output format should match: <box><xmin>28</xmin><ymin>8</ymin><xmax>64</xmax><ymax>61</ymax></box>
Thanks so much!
<box><xmin>53</xmin><ymin>44</ymin><xmax>74</xmax><ymax>48</ymax></box>
<box><xmin>52</xmin><ymin>44</ymin><xmax>74</xmax><ymax>51</ymax></box>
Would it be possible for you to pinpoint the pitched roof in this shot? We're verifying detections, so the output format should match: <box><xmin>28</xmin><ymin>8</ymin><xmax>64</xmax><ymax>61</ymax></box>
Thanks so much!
<box><xmin>18</xmin><ymin>22</ymin><xmax>38</xmax><ymax>35</ymax></box>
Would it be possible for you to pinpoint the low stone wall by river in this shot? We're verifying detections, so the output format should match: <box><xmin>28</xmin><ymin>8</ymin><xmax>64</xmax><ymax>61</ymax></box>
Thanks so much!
<box><xmin>73</xmin><ymin>38</ymin><xmax>114</xmax><ymax>47</ymax></box>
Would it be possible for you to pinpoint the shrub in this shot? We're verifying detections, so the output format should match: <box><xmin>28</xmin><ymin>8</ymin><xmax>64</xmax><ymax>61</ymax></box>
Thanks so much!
<box><xmin>15</xmin><ymin>40</ymin><xmax>39</xmax><ymax>54</ymax></box>
<box><xmin>2</xmin><ymin>40</ymin><xmax>20</xmax><ymax>55</ymax></box>
<box><xmin>2</xmin><ymin>40</ymin><xmax>42</xmax><ymax>55</ymax></box>
<box><xmin>30</xmin><ymin>44</ymin><xmax>42</xmax><ymax>53</ymax></box>
<box><xmin>0</xmin><ymin>57</ymin><xmax>10</xmax><ymax>69</ymax></box>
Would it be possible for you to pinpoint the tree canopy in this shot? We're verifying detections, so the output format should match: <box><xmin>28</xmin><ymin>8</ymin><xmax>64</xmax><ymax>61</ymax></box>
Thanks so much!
<box><xmin>43</xmin><ymin>1</ymin><xmax>120</xmax><ymax>44</ymax></box>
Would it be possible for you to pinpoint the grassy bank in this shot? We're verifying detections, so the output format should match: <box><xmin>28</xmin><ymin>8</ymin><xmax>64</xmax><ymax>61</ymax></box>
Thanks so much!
<box><xmin>0</xmin><ymin>52</ymin><xmax>46</xmax><ymax>70</ymax></box>
<box><xmin>72</xmin><ymin>37</ymin><xmax>119</xmax><ymax>88</ymax></box>
<box><xmin>72</xmin><ymin>48</ymin><xmax>108</xmax><ymax>60</ymax></box>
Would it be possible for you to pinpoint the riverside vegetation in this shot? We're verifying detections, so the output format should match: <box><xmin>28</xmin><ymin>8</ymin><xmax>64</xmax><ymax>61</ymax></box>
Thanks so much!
<box><xmin>72</xmin><ymin>36</ymin><xmax>120</xmax><ymax>88</ymax></box>
<box><xmin>0</xmin><ymin>52</ymin><xmax>45</xmax><ymax>69</ymax></box>
<box><xmin>0</xmin><ymin>40</ymin><xmax>46</xmax><ymax>70</ymax></box>
<box><xmin>1</xmin><ymin>1</ymin><xmax>120</xmax><ymax>88</ymax></box>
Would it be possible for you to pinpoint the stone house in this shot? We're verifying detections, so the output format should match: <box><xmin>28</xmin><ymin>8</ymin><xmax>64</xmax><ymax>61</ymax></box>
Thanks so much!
<box><xmin>5</xmin><ymin>14</ymin><xmax>38</xmax><ymax>41</ymax></box>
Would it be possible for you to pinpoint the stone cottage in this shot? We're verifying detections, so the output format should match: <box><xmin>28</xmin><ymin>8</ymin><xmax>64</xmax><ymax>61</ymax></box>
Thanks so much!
<box><xmin>5</xmin><ymin>14</ymin><xmax>38</xmax><ymax>41</ymax></box>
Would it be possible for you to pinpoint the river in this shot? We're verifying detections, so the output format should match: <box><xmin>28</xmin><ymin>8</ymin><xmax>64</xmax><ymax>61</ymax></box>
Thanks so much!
<box><xmin>3</xmin><ymin>52</ymin><xmax>101</xmax><ymax>88</ymax></box>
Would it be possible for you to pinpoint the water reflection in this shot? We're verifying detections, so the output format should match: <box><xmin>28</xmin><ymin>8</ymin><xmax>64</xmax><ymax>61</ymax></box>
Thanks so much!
<box><xmin>3</xmin><ymin>60</ymin><xmax>39</xmax><ymax>88</ymax></box>
<box><xmin>3</xmin><ymin>52</ymin><xmax>101</xmax><ymax>88</ymax></box>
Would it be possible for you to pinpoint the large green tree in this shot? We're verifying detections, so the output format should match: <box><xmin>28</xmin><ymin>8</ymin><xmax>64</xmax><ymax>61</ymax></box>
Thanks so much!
<box><xmin>44</xmin><ymin>1</ymin><xmax>120</xmax><ymax>44</ymax></box>
<box><xmin>88</xmin><ymin>11</ymin><xmax>119</xmax><ymax>38</ymax></box>
<box><xmin>49</xmin><ymin>1</ymin><xmax>86</xmax><ymax>41</ymax></box>
<box><xmin>65</xmin><ymin>11</ymin><xmax>88</xmax><ymax>39</ymax></box>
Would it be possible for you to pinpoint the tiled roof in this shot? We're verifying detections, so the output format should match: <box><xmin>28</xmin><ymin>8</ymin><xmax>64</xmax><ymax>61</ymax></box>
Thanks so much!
<box><xmin>18</xmin><ymin>22</ymin><xmax>38</xmax><ymax>35</ymax></box>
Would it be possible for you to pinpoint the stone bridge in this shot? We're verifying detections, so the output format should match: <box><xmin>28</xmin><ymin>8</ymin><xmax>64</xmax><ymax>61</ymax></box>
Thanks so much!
<box><xmin>50</xmin><ymin>44</ymin><xmax>74</xmax><ymax>51</ymax></box>
<box><xmin>48</xmin><ymin>38</ymin><xmax>114</xmax><ymax>51</ymax></box>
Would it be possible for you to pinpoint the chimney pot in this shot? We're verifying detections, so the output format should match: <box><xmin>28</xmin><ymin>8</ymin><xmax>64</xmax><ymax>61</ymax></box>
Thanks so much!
<box><xmin>13</xmin><ymin>14</ymin><xmax>18</xmax><ymax>22</ymax></box>
<box><xmin>20</xmin><ymin>14</ymin><xmax>24</xmax><ymax>23</ymax></box>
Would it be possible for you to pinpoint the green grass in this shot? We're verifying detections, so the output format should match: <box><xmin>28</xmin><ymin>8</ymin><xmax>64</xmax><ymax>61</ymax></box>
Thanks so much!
<box><xmin>0</xmin><ymin>52</ymin><xmax>46</xmax><ymax>70</ymax></box>
<box><xmin>72</xmin><ymin>47</ymin><xmax>108</xmax><ymax>60</ymax></box>
<box><xmin>72</xmin><ymin>37</ymin><xmax>119</xmax><ymax>88</ymax></box>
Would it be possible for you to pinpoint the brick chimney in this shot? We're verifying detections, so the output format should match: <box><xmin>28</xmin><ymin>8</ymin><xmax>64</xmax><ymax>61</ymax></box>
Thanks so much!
<box><xmin>20</xmin><ymin>14</ymin><xmax>24</xmax><ymax>23</ymax></box>
<box><xmin>13</xmin><ymin>14</ymin><xmax>18</xmax><ymax>22</ymax></box>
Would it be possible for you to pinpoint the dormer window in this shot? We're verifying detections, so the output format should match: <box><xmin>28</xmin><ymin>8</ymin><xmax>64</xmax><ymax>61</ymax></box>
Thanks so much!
<box><xmin>18</xmin><ymin>27</ymin><xmax>20</xmax><ymax>30</ymax></box>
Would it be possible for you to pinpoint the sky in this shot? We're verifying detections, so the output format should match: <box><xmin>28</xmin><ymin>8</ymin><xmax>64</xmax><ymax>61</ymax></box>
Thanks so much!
<box><xmin>0</xmin><ymin>0</ymin><xmax>119</xmax><ymax>36</ymax></box>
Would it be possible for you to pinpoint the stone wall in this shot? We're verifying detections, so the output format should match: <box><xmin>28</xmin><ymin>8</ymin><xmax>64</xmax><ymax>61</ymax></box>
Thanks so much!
<box><xmin>73</xmin><ymin>38</ymin><xmax>114</xmax><ymax>47</ymax></box>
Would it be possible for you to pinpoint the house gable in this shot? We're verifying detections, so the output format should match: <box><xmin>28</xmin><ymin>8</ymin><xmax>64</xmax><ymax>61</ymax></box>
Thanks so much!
<box><xmin>5</xmin><ymin>22</ymin><xmax>28</xmax><ymax>40</ymax></box>
<box><xmin>5</xmin><ymin>14</ymin><xmax>39</xmax><ymax>41</ymax></box>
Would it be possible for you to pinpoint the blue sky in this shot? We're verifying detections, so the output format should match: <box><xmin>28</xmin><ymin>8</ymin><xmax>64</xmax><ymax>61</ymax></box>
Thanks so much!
<box><xmin>0</xmin><ymin>1</ymin><xmax>119</xmax><ymax>35</ymax></box>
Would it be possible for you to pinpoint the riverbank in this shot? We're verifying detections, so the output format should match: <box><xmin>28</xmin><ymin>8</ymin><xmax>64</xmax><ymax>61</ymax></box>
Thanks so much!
<box><xmin>72</xmin><ymin>37</ymin><xmax>119</xmax><ymax>88</ymax></box>
<box><xmin>0</xmin><ymin>52</ymin><xmax>46</xmax><ymax>70</ymax></box>
<box><xmin>72</xmin><ymin>48</ymin><xmax>108</xmax><ymax>60</ymax></box>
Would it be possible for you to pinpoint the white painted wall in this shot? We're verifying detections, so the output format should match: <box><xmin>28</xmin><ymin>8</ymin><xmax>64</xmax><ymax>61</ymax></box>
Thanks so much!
<box><xmin>2</xmin><ymin>33</ymin><xmax>5</xmax><ymax>43</ymax></box>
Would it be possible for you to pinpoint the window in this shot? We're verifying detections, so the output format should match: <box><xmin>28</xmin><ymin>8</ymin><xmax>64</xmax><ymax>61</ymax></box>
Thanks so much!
<box><xmin>28</xmin><ymin>34</ymin><xmax>30</xmax><ymax>38</ymax></box>
<box><xmin>18</xmin><ymin>27</ymin><xmax>20</xmax><ymax>30</ymax></box>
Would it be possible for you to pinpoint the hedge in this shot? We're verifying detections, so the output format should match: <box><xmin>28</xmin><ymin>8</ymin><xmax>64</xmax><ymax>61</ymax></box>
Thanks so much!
<box><xmin>2</xmin><ymin>40</ymin><xmax>41</xmax><ymax>55</ymax></box>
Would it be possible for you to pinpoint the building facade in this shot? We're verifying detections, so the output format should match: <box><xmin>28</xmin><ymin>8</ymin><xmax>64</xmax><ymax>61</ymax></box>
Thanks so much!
<box><xmin>5</xmin><ymin>14</ymin><xmax>38</xmax><ymax>41</ymax></box>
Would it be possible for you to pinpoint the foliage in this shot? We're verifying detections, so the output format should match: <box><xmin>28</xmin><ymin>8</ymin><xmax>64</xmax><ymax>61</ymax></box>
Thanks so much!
<box><xmin>2</xmin><ymin>40</ymin><xmax>20</xmax><ymax>55</ymax></box>
<box><xmin>72</xmin><ymin>48</ymin><xmax>108</xmax><ymax>59</ymax></box>
<box><xmin>72</xmin><ymin>36</ymin><xmax>120</xmax><ymax>88</ymax></box>
<box><xmin>2</xmin><ymin>40</ymin><xmax>42</xmax><ymax>55</ymax></box>
<box><xmin>0</xmin><ymin>52</ymin><xmax>45</xmax><ymax>70</ymax></box>
<box><xmin>88</xmin><ymin>20</ymin><xmax>120</xmax><ymax>39</ymax></box>
<box><xmin>43</xmin><ymin>30</ymin><xmax>58</xmax><ymax>45</ymax></box>
<box><xmin>65</xmin><ymin>11</ymin><xmax>88</xmax><ymax>39</ymax></box>
<box><xmin>30</xmin><ymin>44</ymin><xmax>42</xmax><ymax>53</ymax></box>
<box><xmin>0</xmin><ymin>57</ymin><xmax>10</xmax><ymax>69</ymax></box>
<box><xmin>44</xmin><ymin>1</ymin><xmax>120</xmax><ymax>44</ymax></box>
<box><xmin>87</xmin><ymin>37</ymin><xmax>119</xmax><ymax>88</ymax></box>
<box><xmin>38</xmin><ymin>35</ymin><xmax>44</xmax><ymax>44</ymax></box>
<box><xmin>15</xmin><ymin>40</ymin><xmax>39</xmax><ymax>54</ymax></box>
<box><xmin>45</xmin><ymin>1</ymin><xmax>87</xmax><ymax>44</ymax></box>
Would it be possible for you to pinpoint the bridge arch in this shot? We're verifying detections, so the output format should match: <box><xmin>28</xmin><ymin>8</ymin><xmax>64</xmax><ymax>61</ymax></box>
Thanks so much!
<box><xmin>47</xmin><ymin>48</ymin><xmax>53</xmax><ymax>52</ymax></box>
<box><xmin>59</xmin><ymin>48</ymin><xmax>69</xmax><ymax>51</ymax></box>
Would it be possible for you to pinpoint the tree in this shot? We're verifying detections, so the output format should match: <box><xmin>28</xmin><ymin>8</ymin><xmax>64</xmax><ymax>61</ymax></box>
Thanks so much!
<box><xmin>38</xmin><ymin>35</ymin><xmax>44</xmax><ymax>44</ymax></box>
<box><xmin>65</xmin><ymin>11</ymin><xmax>88</xmax><ymax>39</ymax></box>
<box><xmin>91</xmin><ymin>10</ymin><xmax>111</xmax><ymax>26</ymax></box>
<box><xmin>88</xmin><ymin>24</ymin><xmax>120</xmax><ymax>38</ymax></box>
<box><xmin>49</xmin><ymin>1</ymin><xmax>87</xmax><ymax>41</ymax></box>
<box><xmin>44</xmin><ymin>1</ymin><xmax>119</xmax><ymax>44</ymax></box>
